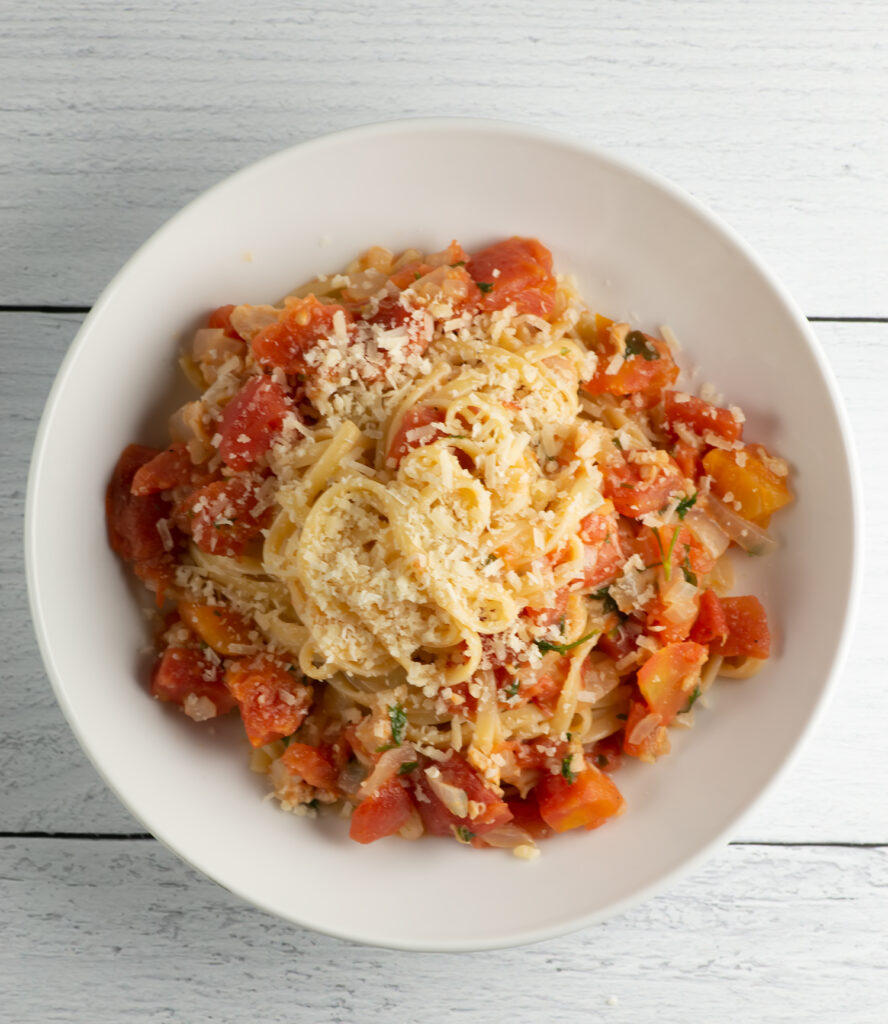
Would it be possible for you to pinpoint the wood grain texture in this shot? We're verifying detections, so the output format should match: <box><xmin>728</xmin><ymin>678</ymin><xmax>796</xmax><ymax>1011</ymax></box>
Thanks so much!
<box><xmin>3</xmin><ymin>314</ymin><xmax>886</xmax><ymax>842</ymax></box>
<box><xmin>2</xmin><ymin>0</ymin><xmax>886</xmax><ymax>313</ymax></box>
<box><xmin>1</xmin><ymin>837</ymin><xmax>886</xmax><ymax>1023</ymax></box>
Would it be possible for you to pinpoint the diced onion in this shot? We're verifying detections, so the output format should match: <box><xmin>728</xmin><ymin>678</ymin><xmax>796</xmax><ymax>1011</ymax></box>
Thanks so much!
<box><xmin>684</xmin><ymin>509</ymin><xmax>730</xmax><ymax>560</ymax></box>
<box><xmin>702</xmin><ymin>495</ymin><xmax>777</xmax><ymax>557</ymax></box>
<box><xmin>425</xmin><ymin>772</ymin><xmax>469</xmax><ymax>818</ymax></box>
<box><xmin>478</xmin><ymin>822</ymin><xmax>535</xmax><ymax>849</ymax></box>
<box><xmin>358</xmin><ymin>745</ymin><xmax>415</xmax><ymax>799</ymax></box>
<box><xmin>337</xmin><ymin>758</ymin><xmax>367</xmax><ymax>797</ymax></box>
<box><xmin>659</xmin><ymin>576</ymin><xmax>699</xmax><ymax>625</ymax></box>
<box><xmin>628</xmin><ymin>712</ymin><xmax>661</xmax><ymax>747</ymax></box>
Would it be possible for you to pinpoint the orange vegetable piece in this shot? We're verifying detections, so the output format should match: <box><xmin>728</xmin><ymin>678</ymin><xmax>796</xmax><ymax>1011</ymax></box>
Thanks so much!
<box><xmin>636</xmin><ymin>641</ymin><xmax>708</xmax><ymax>725</ymax></box>
<box><xmin>281</xmin><ymin>742</ymin><xmax>339</xmax><ymax>792</ymax></box>
<box><xmin>690</xmin><ymin>590</ymin><xmax>730</xmax><ymax>646</ymax></box>
<box><xmin>178</xmin><ymin>602</ymin><xmax>254</xmax><ymax>656</ymax></box>
<box><xmin>582</xmin><ymin>323</ymin><xmax>679</xmax><ymax>396</ymax></box>
<box><xmin>702</xmin><ymin>447</ymin><xmax>792</xmax><ymax>526</ymax></box>
<box><xmin>207</xmin><ymin>304</ymin><xmax>241</xmax><ymax>339</ymax></box>
<box><xmin>536</xmin><ymin>764</ymin><xmax>626</xmax><ymax>832</ymax></box>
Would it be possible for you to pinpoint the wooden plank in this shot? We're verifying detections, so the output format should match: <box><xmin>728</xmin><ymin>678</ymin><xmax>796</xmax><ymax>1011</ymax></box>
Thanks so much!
<box><xmin>1</xmin><ymin>837</ymin><xmax>886</xmax><ymax>1021</ymax></box>
<box><xmin>3</xmin><ymin>315</ymin><xmax>885</xmax><ymax>840</ymax></box>
<box><xmin>2</xmin><ymin>0</ymin><xmax>886</xmax><ymax>313</ymax></box>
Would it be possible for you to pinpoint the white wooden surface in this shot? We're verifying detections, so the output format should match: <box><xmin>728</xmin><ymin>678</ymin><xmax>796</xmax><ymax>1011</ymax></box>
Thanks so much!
<box><xmin>3</xmin><ymin>2</ymin><xmax>887</xmax><ymax>1021</ymax></box>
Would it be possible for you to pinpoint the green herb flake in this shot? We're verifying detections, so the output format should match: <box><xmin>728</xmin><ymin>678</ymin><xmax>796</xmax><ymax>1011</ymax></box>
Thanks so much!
<box><xmin>681</xmin><ymin>685</ymin><xmax>702</xmax><ymax>714</ymax></box>
<box><xmin>504</xmin><ymin>679</ymin><xmax>520</xmax><ymax>699</ymax></box>
<box><xmin>561</xmin><ymin>755</ymin><xmax>577</xmax><ymax>784</ymax></box>
<box><xmin>535</xmin><ymin>629</ymin><xmax>600</xmax><ymax>656</ymax></box>
<box><xmin>398</xmin><ymin>761</ymin><xmax>419</xmax><ymax>775</ymax></box>
<box><xmin>450</xmin><ymin>260</ymin><xmax>466</xmax><ymax>267</ymax></box>
<box><xmin>616</xmin><ymin>713</ymin><xmax>628</xmax><ymax>721</ymax></box>
<box><xmin>477</xmin><ymin>281</ymin><xmax>494</xmax><ymax>293</ymax></box>
<box><xmin>593</xmin><ymin>587</ymin><xmax>619</xmax><ymax>616</ymax></box>
<box><xmin>662</xmin><ymin>526</ymin><xmax>682</xmax><ymax>581</ymax></box>
<box><xmin>618</xmin><ymin>482</ymin><xmax>635</xmax><ymax>489</ymax></box>
<box><xmin>388</xmin><ymin>703</ymin><xmax>407</xmax><ymax>746</ymax></box>
<box><xmin>596</xmin><ymin>754</ymin><xmax>608</xmax><ymax>767</ymax></box>
<box><xmin>682</xmin><ymin>559</ymin><xmax>698</xmax><ymax>586</ymax></box>
<box><xmin>613</xmin><ymin>436</ymin><xmax>623</xmax><ymax>451</ymax></box>
<box><xmin>414</xmin><ymin>271</ymin><xmax>422</xmax><ymax>280</ymax></box>
<box><xmin>455</xmin><ymin>825</ymin><xmax>476</xmax><ymax>843</ymax></box>
<box><xmin>676</xmin><ymin>493</ymin><xmax>698</xmax><ymax>520</ymax></box>
<box><xmin>624</xmin><ymin>330</ymin><xmax>660</xmax><ymax>361</ymax></box>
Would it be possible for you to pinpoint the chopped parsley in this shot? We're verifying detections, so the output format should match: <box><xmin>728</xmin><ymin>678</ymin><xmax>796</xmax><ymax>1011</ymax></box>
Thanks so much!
<box><xmin>388</xmin><ymin>703</ymin><xmax>407</xmax><ymax>746</ymax></box>
<box><xmin>477</xmin><ymin>281</ymin><xmax>494</xmax><ymax>293</ymax></box>
<box><xmin>612</xmin><ymin>436</ymin><xmax>623</xmax><ymax>451</ymax></box>
<box><xmin>455</xmin><ymin>825</ymin><xmax>476</xmax><ymax>843</ymax></box>
<box><xmin>624</xmin><ymin>330</ymin><xmax>660</xmax><ymax>361</ymax></box>
<box><xmin>596</xmin><ymin>754</ymin><xmax>608</xmax><ymax>768</ymax></box>
<box><xmin>682</xmin><ymin>558</ymin><xmax>698</xmax><ymax>586</ymax></box>
<box><xmin>561</xmin><ymin>755</ymin><xmax>577</xmax><ymax>784</ymax></box>
<box><xmin>681</xmin><ymin>685</ymin><xmax>702</xmax><ymax>714</ymax></box>
<box><xmin>398</xmin><ymin>761</ymin><xmax>418</xmax><ymax>775</ymax></box>
<box><xmin>615</xmin><ymin>713</ymin><xmax>628</xmax><ymax>721</ymax></box>
<box><xmin>653</xmin><ymin>527</ymin><xmax>682</xmax><ymax>581</ymax></box>
<box><xmin>535</xmin><ymin>629</ymin><xmax>599</xmax><ymax>656</ymax></box>
<box><xmin>450</xmin><ymin>260</ymin><xmax>466</xmax><ymax>267</ymax></box>
<box><xmin>414</xmin><ymin>271</ymin><xmax>422</xmax><ymax>280</ymax></box>
<box><xmin>676</xmin><ymin>492</ymin><xmax>698</xmax><ymax>520</ymax></box>
<box><xmin>504</xmin><ymin>679</ymin><xmax>520</xmax><ymax>699</ymax></box>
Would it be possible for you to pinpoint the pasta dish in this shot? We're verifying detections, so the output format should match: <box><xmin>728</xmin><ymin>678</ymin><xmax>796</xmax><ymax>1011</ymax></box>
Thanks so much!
<box><xmin>107</xmin><ymin>237</ymin><xmax>792</xmax><ymax>854</ymax></box>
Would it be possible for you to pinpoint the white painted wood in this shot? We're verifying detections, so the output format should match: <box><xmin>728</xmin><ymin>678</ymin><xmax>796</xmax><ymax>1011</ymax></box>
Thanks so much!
<box><xmin>3</xmin><ymin>315</ymin><xmax>886</xmax><ymax>842</ymax></box>
<box><xmin>1</xmin><ymin>837</ymin><xmax>885</xmax><ymax>1022</ymax></box>
<box><xmin>2</xmin><ymin>0</ymin><xmax>886</xmax><ymax>313</ymax></box>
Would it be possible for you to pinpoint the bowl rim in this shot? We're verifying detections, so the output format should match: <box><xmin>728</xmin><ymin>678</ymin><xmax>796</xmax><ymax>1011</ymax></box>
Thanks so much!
<box><xmin>25</xmin><ymin>116</ymin><xmax>864</xmax><ymax>951</ymax></box>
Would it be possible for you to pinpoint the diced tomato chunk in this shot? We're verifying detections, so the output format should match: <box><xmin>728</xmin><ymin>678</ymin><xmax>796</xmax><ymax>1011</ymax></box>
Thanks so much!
<box><xmin>412</xmin><ymin>752</ymin><xmax>513</xmax><ymax>838</ymax></box>
<box><xmin>711</xmin><ymin>596</ymin><xmax>771</xmax><ymax>659</ymax></box>
<box><xmin>635</xmin><ymin>524</ymin><xmax>715</xmax><ymax>577</ymax></box>
<box><xmin>251</xmin><ymin>295</ymin><xmax>350</xmax><ymax>375</ymax></box>
<box><xmin>524</xmin><ymin>655</ymin><xmax>570</xmax><ymax>716</ymax></box>
<box><xmin>151</xmin><ymin>646</ymin><xmax>235</xmax><ymax>716</ymax></box>
<box><xmin>281</xmin><ymin>742</ymin><xmax>339</xmax><ymax>792</ymax></box>
<box><xmin>622</xmin><ymin>696</ymin><xmax>670</xmax><ymax>762</ymax></box>
<box><xmin>349</xmin><ymin>777</ymin><xmax>414</xmax><ymax>844</ymax></box>
<box><xmin>505</xmin><ymin>792</ymin><xmax>553</xmax><ymax>840</ymax></box>
<box><xmin>590</xmin><ymin>733</ymin><xmax>624</xmax><ymax>773</ymax></box>
<box><xmin>664</xmin><ymin>391</ymin><xmax>743</xmax><ymax>444</ymax></box>
<box><xmin>601</xmin><ymin>455</ymin><xmax>684</xmax><ymax>518</ymax></box>
<box><xmin>218</xmin><ymin>376</ymin><xmax>293</xmax><ymax>472</ymax></box>
<box><xmin>225</xmin><ymin>654</ymin><xmax>312</xmax><ymax>747</ymax></box>
<box><xmin>690</xmin><ymin>590</ymin><xmax>730</xmax><ymax>646</ymax></box>
<box><xmin>523</xmin><ymin>586</ymin><xmax>570</xmax><ymax>628</ymax></box>
<box><xmin>106</xmin><ymin>444</ymin><xmax>176</xmax><ymax>594</ymax></box>
<box><xmin>176</xmin><ymin>475</ymin><xmax>272</xmax><ymax>557</ymax></box>
<box><xmin>673</xmin><ymin>439</ymin><xmax>703</xmax><ymax>480</ymax></box>
<box><xmin>207</xmin><ymin>304</ymin><xmax>241</xmax><ymax>338</ymax></box>
<box><xmin>130</xmin><ymin>442</ymin><xmax>213</xmax><ymax>496</ymax></box>
<box><xmin>467</xmin><ymin>237</ymin><xmax>557</xmax><ymax>317</ymax></box>
<box><xmin>636</xmin><ymin>641</ymin><xmax>708</xmax><ymax>724</ymax></box>
<box><xmin>576</xmin><ymin>511</ymin><xmax>624</xmax><ymax>588</ymax></box>
<box><xmin>386</xmin><ymin>404</ymin><xmax>447</xmax><ymax>465</ymax></box>
<box><xmin>536</xmin><ymin>764</ymin><xmax>626</xmax><ymax>832</ymax></box>
<box><xmin>644</xmin><ymin>591</ymin><xmax>699</xmax><ymax>646</ymax></box>
<box><xmin>582</xmin><ymin>324</ymin><xmax>679</xmax><ymax>396</ymax></box>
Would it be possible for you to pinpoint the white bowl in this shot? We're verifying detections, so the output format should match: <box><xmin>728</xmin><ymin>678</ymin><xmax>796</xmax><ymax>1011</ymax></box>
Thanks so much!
<box><xmin>26</xmin><ymin>119</ymin><xmax>861</xmax><ymax>951</ymax></box>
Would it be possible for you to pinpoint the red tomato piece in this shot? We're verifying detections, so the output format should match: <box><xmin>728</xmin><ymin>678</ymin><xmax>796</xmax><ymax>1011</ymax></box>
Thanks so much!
<box><xmin>207</xmin><ymin>304</ymin><xmax>241</xmax><ymax>339</ymax></box>
<box><xmin>597</xmin><ymin>619</ymin><xmax>643</xmax><ymax>662</ymax></box>
<box><xmin>224</xmin><ymin>654</ymin><xmax>312</xmax><ymax>747</ymax></box>
<box><xmin>412</xmin><ymin>753</ymin><xmax>513</xmax><ymax>838</ymax></box>
<box><xmin>635</xmin><ymin>524</ymin><xmax>715</xmax><ymax>577</ymax></box>
<box><xmin>281</xmin><ymin>742</ymin><xmax>339</xmax><ymax>792</ymax></box>
<box><xmin>107</xmin><ymin>444</ymin><xmax>177</xmax><ymax>594</ymax></box>
<box><xmin>622</xmin><ymin>696</ymin><xmax>671</xmax><ymax>762</ymax></box>
<box><xmin>130</xmin><ymin>442</ymin><xmax>213</xmax><ymax>496</ymax></box>
<box><xmin>151</xmin><ymin>646</ymin><xmax>235</xmax><ymax>715</ymax></box>
<box><xmin>176</xmin><ymin>476</ymin><xmax>273</xmax><ymax>558</ymax></box>
<box><xmin>711</xmin><ymin>596</ymin><xmax>771</xmax><ymax>659</ymax></box>
<box><xmin>582</xmin><ymin>325</ymin><xmax>679</xmax><ymax>396</ymax></box>
<box><xmin>386</xmin><ymin>404</ymin><xmax>447</xmax><ymax>465</ymax></box>
<box><xmin>673</xmin><ymin>439</ymin><xmax>703</xmax><ymax>480</ymax></box>
<box><xmin>467</xmin><ymin>237</ymin><xmax>557</xmax><ymax>317</ymax></box>
<box><xmin>664</xmin><ymin>391</ymin><xmax>743</xmax><ymax>445</ymax></box>
<box><xmin>523</xmin><ymin>586</ymin><xmax>570</xmax><ymax>628</ymax></box>
<box><xmin>504</xmin><ymin>792</ymin><xmax>553</xmax><ymax>841</ymax></box>
<box><xmin>251</xmin><ymin>295</ymin><xmax>350</xmax><ymax>375</ymax></box>
<box><xmin>644</xmin><ymin>592</ymin><xmax>699</xmax><ymax>646</ymax></box>
<box><xmin>690</xmin><ymin>590</ymin><xmax>730</xmax><ymax>646</ymax></box>
<box><xmin>636</xmin><ymin>641</ymin><xmax>709</xmax><ymax>724</ymax></box>
<box><xmin>349</xmin><ymin>777</ymin><xmax>414</xmax><ymax>844</ymax></box>
<box><xmin>217</xmin><ymin>376</ymin><xmax>293</xmax><ymax>472</ymax></box>
<box><xmin>601</xmin><ymin>455</ymin><xmax>685</xmax><ymax>518</ymax></box>
<box><xmin>577</xmin><ymin>511</ymin><xmax>625</xmax><ymax>588</ymax></box>
<box><xmin>536</xmin><ymin>764</ymin><xmax>626</xmax><ymax>832</ymax></box>
<box><xmin>590</xmin><ymin>734</ymin><xmax>624</xmax><ymax>773</ymax></box>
